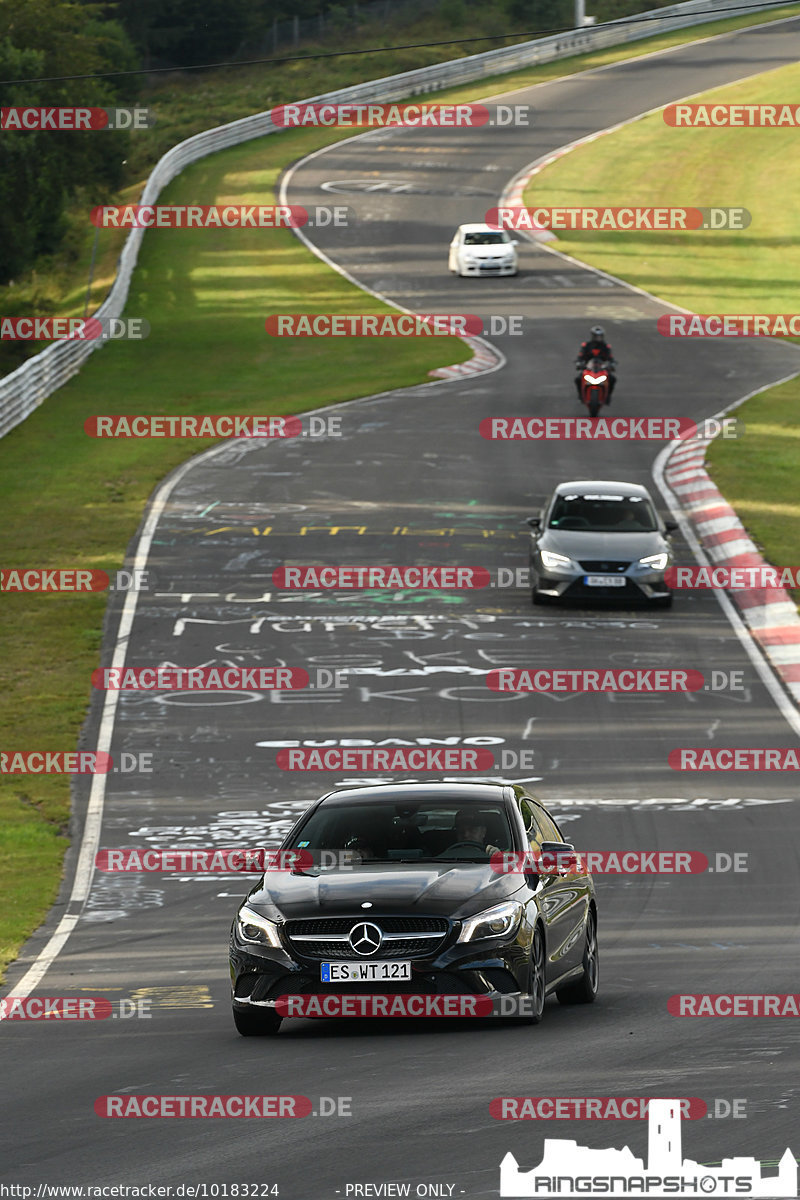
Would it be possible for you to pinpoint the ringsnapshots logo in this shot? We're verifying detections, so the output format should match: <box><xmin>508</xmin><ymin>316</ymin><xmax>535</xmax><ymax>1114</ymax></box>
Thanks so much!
<box><xmin>499</xmin><ymin>1099</ymin><xmax>797</xmax><ymax>1198</ymax></box>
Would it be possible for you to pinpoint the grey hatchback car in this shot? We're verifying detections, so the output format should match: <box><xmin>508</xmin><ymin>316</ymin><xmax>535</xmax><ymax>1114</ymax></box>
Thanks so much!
<box><xmin>528</xmin><ymin>480</ymin><xmax>677</xmax><ymax>607</ymax></box>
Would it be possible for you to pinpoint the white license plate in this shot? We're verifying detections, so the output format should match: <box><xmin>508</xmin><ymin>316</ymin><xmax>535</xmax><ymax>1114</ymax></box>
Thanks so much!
<box><xmin>321</xmin><ymin>961</ymin><xmax>411</xmax><ymax>982</ymax></box>
<box><xmin>585</xmin><ymin>575</ymin><xmax>626</xmax><ymax>587</ymax></box>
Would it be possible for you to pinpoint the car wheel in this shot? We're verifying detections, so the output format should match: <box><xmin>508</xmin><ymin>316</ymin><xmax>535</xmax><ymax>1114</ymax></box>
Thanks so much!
<box><xmin>532</xmin><ymin>588</ymin><xmax>550</xmax><ymax>606</ymax></box>
<box><xmin>232</xmin><ymin>1005</ymin><xmax>282</xmax><ymax>1037</ymax></box>
<box><xmin>524</xmin><ymin>926</ymin><xmax>546</xmax><ymax>1024</ymax></box>
<box><xmin>652</xmin><ymin>594</ymin><xmax>673</xmax><ymax>609</ymax></box>
<box><xmin>557</xmin><ymin>910</ymin><xmax>599</xmax><ymax>1006</ymax></box>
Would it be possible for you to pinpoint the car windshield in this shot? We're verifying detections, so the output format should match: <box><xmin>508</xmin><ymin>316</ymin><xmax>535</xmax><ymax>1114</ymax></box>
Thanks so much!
<box><xmin>463</xmin><ymin>232</ymin><xmax>507</xmax><ymax>245</ymax></box>
<box><xmin>548</xmin><ymin>493</ymin><xmax>658</xmax><ymax>532</ymax></box>
<box><xmin>287</xmin><ymin>799</ymin><xmax>514</xmax><ymax>865</ymax></box>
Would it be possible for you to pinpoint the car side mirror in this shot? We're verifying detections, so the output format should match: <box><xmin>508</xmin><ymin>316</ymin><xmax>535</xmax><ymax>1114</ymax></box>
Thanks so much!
<box><xmin>664</xmin><ymin>520</ymin><xmax>679</xmax><ymax>534</ymax></box>
<box><xmin>510</xmin><ymin>240</ymin><xmax>519</xmax><ymax>246</ymax></box>
<box><xmin>526</xmin><ymin>516</ymin><xmax>541</xmax><ymax>529</ymax></box>
<box><xmin>537</xmin><ymin>841</ymin><xmax>583</xmax><ymax>878</ymax></box>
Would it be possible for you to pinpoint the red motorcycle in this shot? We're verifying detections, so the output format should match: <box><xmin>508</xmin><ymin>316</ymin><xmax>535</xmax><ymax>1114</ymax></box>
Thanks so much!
<box><xmin>577</xmin><ymin>354</ymin><xmax>613</xmax><ymax>417</ymax></box>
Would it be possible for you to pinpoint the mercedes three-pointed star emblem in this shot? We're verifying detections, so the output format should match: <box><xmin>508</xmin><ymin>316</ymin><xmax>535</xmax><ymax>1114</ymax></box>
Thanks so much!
<box><xmin>348</xmin><ymin>922</ymin><xmax>383</xmax><ymax>956</ymax></box>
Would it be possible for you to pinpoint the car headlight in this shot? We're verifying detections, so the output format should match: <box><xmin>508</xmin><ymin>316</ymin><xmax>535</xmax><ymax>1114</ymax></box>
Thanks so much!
<box><xmin>638</xmin><ymin>552</ymin><xmax>668</xmax><ymax>570</ymax></box>
<box><xmin>457</xmin><ymin>901</ymin><xmax>523</xmax><ymax>943</ymax></box>
<box><xmin>235</xmin><ymin>905</ymin><xmax>283</xmax><ymax>948</ymax></box>
<box><xmin>540</xmin><ymin>549</ymin><xmax>575</xmax><ymax>571</ymax></box>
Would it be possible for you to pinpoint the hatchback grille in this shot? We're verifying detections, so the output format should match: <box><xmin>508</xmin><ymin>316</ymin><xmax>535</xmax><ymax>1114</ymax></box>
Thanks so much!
<box><xmin>578</xmin><ymin>560</ymin><xmax>630</xmax><ymax>573</ymax></box>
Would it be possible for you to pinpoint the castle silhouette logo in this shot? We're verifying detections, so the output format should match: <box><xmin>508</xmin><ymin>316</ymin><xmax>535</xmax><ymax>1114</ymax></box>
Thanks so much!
<box><xmin>500</xmin><ymin>1098</ymin><xmax>797</xmax><ymax>1198</ymax></box>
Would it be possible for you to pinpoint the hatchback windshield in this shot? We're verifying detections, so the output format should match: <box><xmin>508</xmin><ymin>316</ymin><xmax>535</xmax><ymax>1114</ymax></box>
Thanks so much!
<box><xmin>549</xmin><ymin>493</ymin><xmax>658</xmax><ymax>532</ymax></box>
<box><xmin>288</xmin><ymin>798</ymin><xmax>514</xmax><ymax>864</ymax></box>
<box><xmin>463</xmin><ymin>231</ymin><xmax>508</xmax><ymax>245</ymax></box>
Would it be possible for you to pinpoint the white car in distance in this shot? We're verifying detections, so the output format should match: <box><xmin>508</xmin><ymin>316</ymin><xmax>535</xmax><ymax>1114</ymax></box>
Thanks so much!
<box><xmin>448</xmin><ymin>223</ymin><xmax>519</xmax><ymax>277</ymax></box>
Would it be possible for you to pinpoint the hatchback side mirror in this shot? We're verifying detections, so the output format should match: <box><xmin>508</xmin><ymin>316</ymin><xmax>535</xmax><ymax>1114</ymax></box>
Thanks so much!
<box><xmin>526</xmin><ymin>516</ymin><xmax>541</xmax><ymax>529</ymax></box>
<box><xmin>664</xmin><ymin>520</ymin><xmax>679</xmax><ymax>534</ymax></box>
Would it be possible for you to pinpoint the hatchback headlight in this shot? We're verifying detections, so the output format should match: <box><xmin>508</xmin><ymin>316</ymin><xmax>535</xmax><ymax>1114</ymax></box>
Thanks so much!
<box><xmin>457</xmin><ymin>901</ymin><xmax>523</xmax><ymax>943</ymax></box>
<box><xmin>540</xmin><ymin>549</ymin><xmax>575</xmax><ymax>571</ymax></box>
<box><xmin>235</xmin><ymin>905</ymin><xmax>283</xmax><ymax>948</ymax></box>
<box><xmin>638</xmin><ymin>552</ymin><xmax>668</xmax><ymax>570</ymax></box>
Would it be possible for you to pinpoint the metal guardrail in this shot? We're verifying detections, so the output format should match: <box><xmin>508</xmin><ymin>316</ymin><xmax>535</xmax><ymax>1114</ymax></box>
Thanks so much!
<box><xmin>0</xmin><ymin>0</ymin><xmax>788</xmax><ymax>439</ymax></box>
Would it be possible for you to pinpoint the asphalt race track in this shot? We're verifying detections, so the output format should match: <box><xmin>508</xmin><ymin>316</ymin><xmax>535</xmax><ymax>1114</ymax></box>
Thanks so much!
<box><xmin>3</xmin><ymin>16</ymin><xmax>800</xmax><ymax>1200</ymax></box>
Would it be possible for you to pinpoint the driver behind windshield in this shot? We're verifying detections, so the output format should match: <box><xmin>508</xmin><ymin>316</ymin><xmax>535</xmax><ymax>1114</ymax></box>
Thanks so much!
<box><xmin>438</xmin><ymin>809</ymin><xmax>502</xmax><ymax>858</ymax></box>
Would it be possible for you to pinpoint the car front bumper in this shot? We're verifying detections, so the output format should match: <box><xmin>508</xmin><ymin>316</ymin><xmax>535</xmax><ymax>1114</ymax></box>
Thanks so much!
<box><xmin>458</xmin><ymin>261</ymin><xmax>517</xmax><ymax>276</ymax></box>
<box><xmin>230</xmin><ymin>928</ymin><xmax>532</xmax><ymax>1011</ymax></box>
<box><xmin>531</xmin><ymin>562</ymin><xmax>672</xmax><ymax>602</ymax></box>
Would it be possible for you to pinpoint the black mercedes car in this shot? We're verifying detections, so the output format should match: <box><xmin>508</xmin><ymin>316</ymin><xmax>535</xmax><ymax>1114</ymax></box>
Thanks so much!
<box><xmin>229</xmin><ymin>782</ymin><xmax>598</xmax><ymax>1035</ymax></box>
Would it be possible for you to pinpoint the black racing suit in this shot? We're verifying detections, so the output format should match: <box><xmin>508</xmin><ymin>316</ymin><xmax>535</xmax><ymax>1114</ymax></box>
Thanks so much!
<box><xmin>575</xmin><ymin>339</ymin><xmax>616</xmax><ymax>401</ymax></box>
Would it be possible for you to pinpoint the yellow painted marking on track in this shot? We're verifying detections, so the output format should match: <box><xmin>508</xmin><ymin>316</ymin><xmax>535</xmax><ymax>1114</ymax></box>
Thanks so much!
<box><xmin>201</xmin><ymin>526</ymin><xmax>519</xmax><ymax>538</ymax></box>
<box><xmin>129</xmin><ymin>985</ymin><xmax>214</xmax><ymax>1009</ymax></box>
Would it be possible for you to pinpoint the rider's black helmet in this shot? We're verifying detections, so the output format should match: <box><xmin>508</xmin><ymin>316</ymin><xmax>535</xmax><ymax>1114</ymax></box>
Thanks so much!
<box><xmin>590</xmin><ymin>325</ymin><xmax>605</xmax><ymax>340</ymax></box>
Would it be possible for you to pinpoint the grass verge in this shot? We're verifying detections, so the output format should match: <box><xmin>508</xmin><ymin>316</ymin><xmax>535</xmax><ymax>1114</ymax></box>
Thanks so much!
<box><xmin>705</xmin><ymin>377</ymin><xmax>800</xmax><ymax>605</ymax></box>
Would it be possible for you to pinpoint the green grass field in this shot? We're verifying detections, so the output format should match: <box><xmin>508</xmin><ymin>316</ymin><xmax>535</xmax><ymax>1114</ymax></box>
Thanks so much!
<box><xmin>705</xmin><ymin>378</ymin><xmax>800</xmax><ymax>590</ymax></box>
<box><xmin>2</xmin><ymin>6</ymin><xmax>800</xmax><ymax>979</ymax></box>
<box><xmin>521</xmin><ymin>59</ymin><xmax>800</xmax><ymax>313</ymax></box>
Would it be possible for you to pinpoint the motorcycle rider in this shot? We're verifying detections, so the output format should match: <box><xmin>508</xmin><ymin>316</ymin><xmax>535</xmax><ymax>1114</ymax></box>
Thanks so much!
<box><xmin>575</xmin><ymin>325</ymin><xmax>616</xmax><ymax>402</ymax></box>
